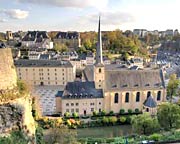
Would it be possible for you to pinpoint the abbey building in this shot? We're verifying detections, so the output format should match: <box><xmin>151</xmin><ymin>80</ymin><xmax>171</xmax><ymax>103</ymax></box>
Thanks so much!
<box><xmin>55</xmin><ymin>17</ymin><xmax>166</xmax><ymax>116</ymax></box>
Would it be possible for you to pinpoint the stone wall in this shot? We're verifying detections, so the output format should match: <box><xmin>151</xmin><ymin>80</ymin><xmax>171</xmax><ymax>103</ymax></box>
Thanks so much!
<box><xmin>0</xmin><ymin>48</ymin><xmax>17</xmax><ymax>90</ymax></box>
<box><xmin>0</xmin><ymin>96</ymin><xmax>35</xmax><ymax>142</ymax></box>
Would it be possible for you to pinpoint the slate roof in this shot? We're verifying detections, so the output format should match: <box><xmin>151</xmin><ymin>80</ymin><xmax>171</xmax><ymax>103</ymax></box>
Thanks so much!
<box><xmin>105</xmin><ymin>69</ymin><xmax>165</xmax><ymax>91</ymax></box>
<box><xmin>144</xmin><ymin>96</ymin><xmax>157</xmax><ymax>108</ymax></box>
<box><xmin>62</xmin><ymin>81</ymin><xmax>103</xmax><ymax>99</ymax></box>
<box><xmin>55</xmin><ymin>31</ymin><xmax>79</xmax><ymax>39</ymax></box>
<box><xmin>83</xmin><ymin>65</ymin><xmax>94</xmax><ymax>81</ymax></box>
<box><xmin>22</xmin><ymin>31</ymin><xmax>49</xmax><ymax>42</ymax></box>
<box><xmin>14</xmin><ymin>60</ymin><xmax>73</xmax><ymax>67</ymax></box>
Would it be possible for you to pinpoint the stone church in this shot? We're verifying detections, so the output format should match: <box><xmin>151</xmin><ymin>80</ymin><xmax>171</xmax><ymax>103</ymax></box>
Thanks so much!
<box><xmin>56</xmin><ymin>17</ymin><xmax>166</xmax><ymax>116</ymax></box>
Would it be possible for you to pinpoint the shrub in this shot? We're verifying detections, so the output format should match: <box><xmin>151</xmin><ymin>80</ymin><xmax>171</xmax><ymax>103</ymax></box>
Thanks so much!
<box><xmin>109</xmin><ymin>116</ymin><xmax>117</xmax><ymax>125</ymax></box>
<box><xmin>135</xmin><ymin>108</ymin><xmax>140</xmax><ymax>113</ymax></box>
<box><xmin>72</xmin><ymin>112</ymin><xmax>78</xmax><ymax>118</ymax></box>
<box><xmin>101</xmin><ymin>110</ymin><xmax>106</xmax><ymax>116</ymax></box>
<box><xmin>119</xmin><ymin>116</ymin><xmax>126</xmax><ymax>123</ymax></box>
<box><xmin>109</xmin><ymin>110</ymin><xmax>114</xmax><ymax>116</ymax></box>
<box><xmin>119</xmin><ymin>109</ymin><xmax>125</xmax><ymax>115</ymax></box>
<box><xmin>148</xmin><ymin>133</ymin><xmax>162</xmax><ymax>141</ymax></box>
<box><xmin>92</xmin><ymin>111</ymin><xmax>98</xmax><ymax>116</ymax></box>
<box><xmin>128</xmin><ymin>109</ymin><xmax>132</xmax><ymax>114</ymax></box>
<box><xmin>64</xmin><ymin>112</ymin><xmax>70</xmax><ymax>118</ymax></box>
<box><xmin>102</xmin><ymin>117</ymin><xmax>109</xmax><ymax>124</ymax></box>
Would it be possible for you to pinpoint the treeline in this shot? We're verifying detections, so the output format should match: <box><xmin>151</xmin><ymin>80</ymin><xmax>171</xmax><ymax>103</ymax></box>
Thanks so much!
<box><xmin>80</xmin><ymin>30</ymin><xmax>148</xmax><ymax>58</ymax></box>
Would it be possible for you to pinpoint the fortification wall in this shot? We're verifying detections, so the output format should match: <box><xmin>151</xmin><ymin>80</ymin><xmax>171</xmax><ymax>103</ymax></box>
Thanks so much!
<box><xmin>0</xmin><ymin>48</ymin><xmax>17</xmax><ymax>90</ymax></box>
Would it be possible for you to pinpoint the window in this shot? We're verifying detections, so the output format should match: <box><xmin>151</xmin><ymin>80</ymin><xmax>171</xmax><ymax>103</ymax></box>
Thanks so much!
<box><xmin>146</xmin><ymin>108</ymin><xmax>149</xmax><ymax>112</ymax></box>
<box><xmin>91</xmin><ymin>108</ymin><xmax>94</xmax><ymax>112</ymax></box>
<box><xmin>71</xmin><ymin>109</ymin><xmax>74</xmax><ymax>113</ymax></box>
<box><xmin>47</xmin><ymin>69</ymin><xmax>49</xmax><ymax>71</ymax></box>
<box><xmin>99</xmin><ymin>68</ymin><xmax>101</xmax><ymax>73</ymax></box>
<box><xmin>114</xmin><ymin>93</ymin><xmax>119</xmax><ymax>103</ymax></box>
<box><xmin>136</xmin><ymin>92</ymin><xmax>140</xmax><ymax>102</ymax></box>
<box><xmin>66</xmin><ymin>103</ymin><xmax>69</xmax><ymax>106</ymax></box>
<box><xmin>66</xmin><ymin>109</ymin><xmax>69</xmax><ymax>112</ymax></box>
<box><xmin>76</xmin><ymin>108</ymin><xmax>79</xmax><ymax>112</ymax></box>
<box><xmin>55</xmin><ymin>73</ymin><xmax>57</xmax><ymax>76</ymax></box>
<box><xmin>157</xmin><ymin>91</ymin><xmax>161</xmax><ymax>101</ymax></box>
<box><xmin>55</xmin><ymin>69</ymin><xmax>56</xmax><ymax>71</ymax></box>
<box><xmin>48</xmin><ymin>77</ymin><xmax>50</xmax><ymax>80</ymax></box>
<box><xmin>76</xmin><ymin>103</ymin><xmax>79</xmax><ymax>106</ymax></box>
<box><xmin>99</xmin><ymin>102</ymin><xmax>101</xmax><ymax>105</ymax></box>
<box><xmin>125</xmin><ymin>92</ymin><xmax>129</xmax><ymax>103</ymax></box>
<box><xmin>99</xmin><ymin>85</ymin><xmax>101</xmax><ymax>87</ymax></box>
<box><xmin>147</xmin><ymin>91</ymin><xmax>151</xmax><ymax>98</ymax></box>
<box><xmin>71</xmin><ymin>103</ymin><xmax>74</xmax><ymax>106</ymax></box>
<box><xmin>99</xmin><ymin>108</ymin><xmax>101</xmax><ymax>112</ymax></box>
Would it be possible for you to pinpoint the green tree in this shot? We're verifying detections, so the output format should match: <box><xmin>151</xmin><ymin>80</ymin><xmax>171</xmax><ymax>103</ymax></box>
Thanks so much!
<box><xmin>167</xmin><ymin>74</ymin><xmax>180</xmax><ymax>102</ymax></box>
<box><xmin>131</xmin><ymin>113</ymin><xmax>160</xmax><ymax>135</ymax></box>
<box><xmin>157</xmin><ymin>103</ymin><xmax>180</xmax><ymax>130</ymax></box>
<box><xmin>72</xmin><ymin>112</ymin><xmax>78</xmax><ymax>118</ymax></box>
<box><xmin>54</xmin><ymin>42</ymin><xmax>68</xmax><ymax>52</ymax></box>
<box><xmin>102</xmin><ymin>116</ymin><xmax>109</xmax><ymax>124</ymax></box>
<box><xmin>109</xmin><ymin>116</ymin><xmax>117</xmax><ymax>125</ymax></box>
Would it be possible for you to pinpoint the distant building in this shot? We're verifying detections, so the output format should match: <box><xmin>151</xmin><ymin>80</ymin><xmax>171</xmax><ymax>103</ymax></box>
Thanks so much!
<box><xmin>22</xmin><ymin>31</ymin><xmax>53</xmax><ymax>49</ymax></box>
<box><xmin>165</xmin><ymin>29</ymin><xmax>174</xmax><ymax>36</ymax></box>
<box><xmin>133</xmin><ymin>29</ymin><xmax>147</xmax><ymax>38</ymax></box>
<box><xmin>54</xmin><ymin>31</ymin><xmax>81</xmax><ymax>49</ymax></box>
<box><xmin>6</xmin><ymin>31</ymin><xmax>13</xmax><ymax>40</ymax></box>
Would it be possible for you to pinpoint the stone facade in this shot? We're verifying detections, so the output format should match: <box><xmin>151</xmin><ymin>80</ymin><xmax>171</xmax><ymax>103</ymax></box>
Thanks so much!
<box><xmin>0</xmin><ymin>48</ymin><xmax>17</xmax><ymax>90</ymax></box>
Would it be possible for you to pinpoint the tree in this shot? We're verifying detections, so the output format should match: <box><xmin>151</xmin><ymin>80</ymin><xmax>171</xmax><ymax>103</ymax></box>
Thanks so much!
<box><xmin>72</xmin><ymin>112</ymin><xmax>78</xmax><ymax>118</ymax></box>
<box><xmin>109</xmin><ymin>116</ymin><xmax>117</xmax><ymax>125</ymax></box>
<box><xmin>131</xmin><ymin>113</ymin><xmax>160</xmax><ymax>135</ymax></box>
<box><xmin>167</xmin><ymin>74</ymin><xmax>180</xmax><ymax>102</ymax></box>
<box><xmin>48</xmin><ymin>125</ymin><xmax>78</xmax><ymax>144</ymax></box>
<box><xmin>54</xmin><ymin>42</ymin><xmax>68</xmax><ymax>52</ymax></box>
<box><xmin>157</xmin><ymin>103</ymin><xmax>180</xmax><ymax>130</ymax></box>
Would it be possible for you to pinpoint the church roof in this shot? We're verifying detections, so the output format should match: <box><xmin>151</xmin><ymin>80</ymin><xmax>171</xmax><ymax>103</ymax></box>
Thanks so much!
<box><xmin>104</xmin><ymin>69</ymin><xmax>165</xmax><ymax>91</ymax></box>
<box><xmin>144</xmin><ymin>96</ymin><xmax>157</xmax><ymax>108</ymax></box>
<box><xmin>62</xmin><ymin>81</ymin><xmax>103</xmax><ymax>99</ymax></box>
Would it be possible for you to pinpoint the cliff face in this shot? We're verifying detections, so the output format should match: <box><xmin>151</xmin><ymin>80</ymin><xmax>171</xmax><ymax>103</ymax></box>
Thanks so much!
<box><xmin>0</xmin><ymin>48</ymin><xmax>35</xmax><ymax>143</ymax></box>
<box><xmin>0</xmin><ymin>97</ymin><xmax>35</xmax><ymax>139</ymax></box>
<box><xmin>0</xmin><ymin>48</ymin><xmax>17</xmax><ymax>90</ymax></box>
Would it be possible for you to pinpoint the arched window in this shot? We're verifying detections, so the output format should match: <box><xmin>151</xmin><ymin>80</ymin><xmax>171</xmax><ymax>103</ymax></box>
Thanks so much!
<box><xmin>147</xmin><ymin>91</ymin><xmax>151</xmax><ymax>98</ymax></box>
<box><xmin>125</xmin><ymin>92</ymin><xmax>129</xmax><ymax>103</ymax></box>
<box><xmin>114</xmin><ymin>93</ymin><xmax>119</xmax><ymax>103</ymax></box>
<box><xmin>99</xmin><ymin>68</ymin><xmax>101</xmax><ymax>73</ymax></box>
<box><xmin>157</xmin><ymin>91</ymin><xmax>161</xmax><ymax>101</ymax></box>
<box><xmin>136</xmin><ymin>92</ymin><xmax>140</xmax><ymax>102</ymax></box>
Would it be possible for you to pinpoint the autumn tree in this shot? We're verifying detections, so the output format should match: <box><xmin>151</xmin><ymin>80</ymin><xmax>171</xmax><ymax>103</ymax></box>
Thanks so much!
<box><xmin>54</xmin><ymin>42</ymin><xmax>68</xmax><ymax>52</ymax></box>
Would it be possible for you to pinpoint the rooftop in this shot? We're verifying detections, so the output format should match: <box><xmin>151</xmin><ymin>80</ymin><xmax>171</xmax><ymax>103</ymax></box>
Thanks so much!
<box><xmin>14</xmin><ymin>59</ymin><xmax>73</xmax><ymax>67</ymax></box>
<box><xmin>59</xmin><ymin>81</ymin><xmax>103</xmax><ymax>99</ymax></box>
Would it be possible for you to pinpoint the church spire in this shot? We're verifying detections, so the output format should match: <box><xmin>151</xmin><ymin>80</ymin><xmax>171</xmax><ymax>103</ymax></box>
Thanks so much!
<box><xmin>96</xmin><ymin>16</ymin><xmax>103</xmax><ymax>65</ymax></box>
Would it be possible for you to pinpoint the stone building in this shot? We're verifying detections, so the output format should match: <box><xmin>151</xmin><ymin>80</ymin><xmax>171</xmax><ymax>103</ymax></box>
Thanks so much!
<box><xmin>54</xmin><ymin>31</ymin><xmax>81</xmax><ymax>49</ymax></box>
<box><xmin>56</xmin><ymin>17</ymin><xmax>166</xmax><ymax>116</ymax></box>
<box><xmin>14</xmin><ymin>60</ymin><xmax>76</xmax><ymax>86</ymax></box>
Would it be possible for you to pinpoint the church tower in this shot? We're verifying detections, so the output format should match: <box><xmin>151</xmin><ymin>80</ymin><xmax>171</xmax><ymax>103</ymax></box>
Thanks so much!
<box><xmin>94</xmin><ymin>16</ymin><xmax>105</xmax><ymax>89</ymax></box>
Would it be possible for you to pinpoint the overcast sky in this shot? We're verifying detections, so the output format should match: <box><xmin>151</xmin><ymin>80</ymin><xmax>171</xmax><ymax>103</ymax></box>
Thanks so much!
<box><xmin>0</xmin><ymin>0</ymin><xmax>180</xmax><ymax>32</ymax></box>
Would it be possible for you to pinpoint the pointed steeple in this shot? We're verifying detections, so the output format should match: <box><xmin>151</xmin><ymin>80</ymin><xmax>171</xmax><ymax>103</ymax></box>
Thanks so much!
<box><xmin>96</xmin><ymin>16</ymin><xmax>103</xmax><ymax>65</ymax></box>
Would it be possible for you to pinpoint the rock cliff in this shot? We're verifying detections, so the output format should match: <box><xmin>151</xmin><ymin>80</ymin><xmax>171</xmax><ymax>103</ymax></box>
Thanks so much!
<box><xmin>0</xmin><ymin>48</ymin><xmax>35</xmax><ymax>143</ymax></box>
